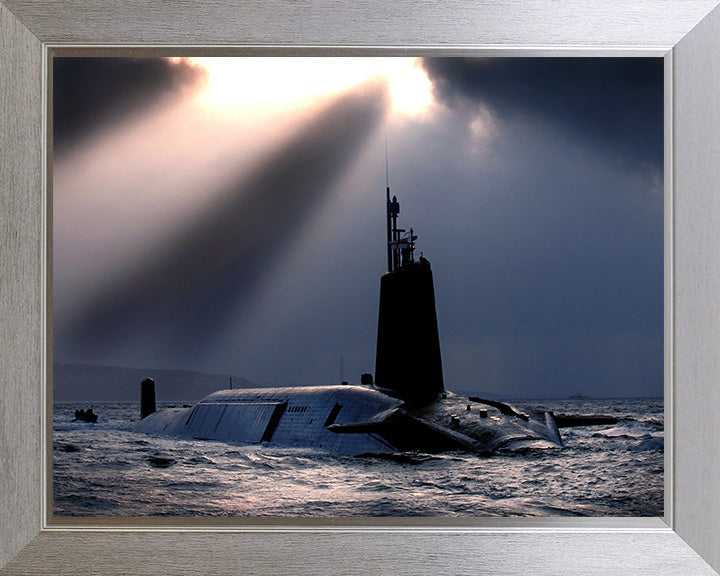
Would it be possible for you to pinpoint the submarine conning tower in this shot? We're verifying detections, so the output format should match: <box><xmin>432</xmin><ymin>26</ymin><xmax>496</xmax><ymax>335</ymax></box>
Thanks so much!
<box><xmin>374</xmin><ymin>187</ymin><xmax>444</xmax><ymax>405</ymax></box>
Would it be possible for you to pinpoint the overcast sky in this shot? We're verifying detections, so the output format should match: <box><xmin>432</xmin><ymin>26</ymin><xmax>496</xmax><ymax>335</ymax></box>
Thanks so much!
<box><xmin>53</xmin><ymin>56</ymin><xmax>663</xmax><ymax>399</ymax></box>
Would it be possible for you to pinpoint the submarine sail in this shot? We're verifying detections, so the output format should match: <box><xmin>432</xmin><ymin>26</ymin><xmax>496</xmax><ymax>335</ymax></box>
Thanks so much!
<box><xmin>374</xmin><ymin>188</ymin><xmax>444</xmax><ymax>404</ymax></box>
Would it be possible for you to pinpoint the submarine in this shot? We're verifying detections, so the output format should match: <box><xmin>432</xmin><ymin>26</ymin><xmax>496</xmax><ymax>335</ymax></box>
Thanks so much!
<box><xmin>135</xmin><ymin>188</ymin><xmax>612</xmax><ymax>455</ymax></box>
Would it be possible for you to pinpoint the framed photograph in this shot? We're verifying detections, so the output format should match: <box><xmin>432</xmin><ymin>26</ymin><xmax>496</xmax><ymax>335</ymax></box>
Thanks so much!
<box><xmin>2</xmin><ymin>1</ymin><xmax>720</xmax><ymax>574</ymax></box>
<box><xmin>50</xmin><ymin>53</ymin><xmax>666</xmax><ymax>521</ymax></box>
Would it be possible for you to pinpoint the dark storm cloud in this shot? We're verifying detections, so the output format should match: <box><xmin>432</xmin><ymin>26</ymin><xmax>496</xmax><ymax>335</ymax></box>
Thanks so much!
<box><xmin>421</xmin><ymin>57</ymin><xmax>663</xmax><ymax>164</ymax></box>
<box><xmin>53</xmin><ymin>57</ymin><xmax>206</xmax><ymax>153</ymax></box>
<box><xmin>57</xmin><ymin>80</ymin><xmax>390</xmax><ymax>363</ymax></box>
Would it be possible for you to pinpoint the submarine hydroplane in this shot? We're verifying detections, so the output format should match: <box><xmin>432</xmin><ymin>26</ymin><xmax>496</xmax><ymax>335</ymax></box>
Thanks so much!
<box><xmin>135</xmin><ymin>187</ymin><xmax>610</xmax><ymax>454</ymax></box>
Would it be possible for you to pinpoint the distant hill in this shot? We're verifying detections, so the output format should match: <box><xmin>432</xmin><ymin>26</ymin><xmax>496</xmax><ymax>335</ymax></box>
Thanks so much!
<box><xmin>52</xmin><ymin>363</ymin><xmax>256</xmax><ymax>402</ymax></box>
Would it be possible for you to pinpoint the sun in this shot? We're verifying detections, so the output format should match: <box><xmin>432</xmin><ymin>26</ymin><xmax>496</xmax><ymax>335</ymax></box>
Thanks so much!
<box><xmin>171</xmin><ymin>56</ymin><xmax>434</xmax><ymax>115</ymax></box>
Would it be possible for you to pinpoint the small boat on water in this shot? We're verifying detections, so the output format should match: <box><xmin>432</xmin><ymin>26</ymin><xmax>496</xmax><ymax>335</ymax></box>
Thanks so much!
<box><xmin>135</xmin><ymin>187</ymin><xmax>611</xmax><ymax>455</ymax></box>
<box><xmin>73</xmin><ymin>408</ymin><xmax>98</xmax><ymax>423</ymax></box>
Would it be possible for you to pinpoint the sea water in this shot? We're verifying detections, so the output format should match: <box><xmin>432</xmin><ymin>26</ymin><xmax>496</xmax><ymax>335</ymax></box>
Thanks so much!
<box><xmin>52</xmin><ymin>398</ymin><xmax>663</xmax><ymax>517</ymax></box>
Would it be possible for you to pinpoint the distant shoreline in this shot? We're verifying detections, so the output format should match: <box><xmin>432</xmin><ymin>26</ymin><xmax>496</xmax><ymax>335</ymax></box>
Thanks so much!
<box><xmin>51</xmin><ymin>362</ymin><xmax>664</xmax><ymax>404</ymax></box>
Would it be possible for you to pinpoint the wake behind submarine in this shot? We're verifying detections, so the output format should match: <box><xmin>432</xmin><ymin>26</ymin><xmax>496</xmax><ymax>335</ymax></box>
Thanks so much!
<box><xmin>135</xmin><ymin>188</ymin><xmax>616</xmax><ymax>455</ymax></box>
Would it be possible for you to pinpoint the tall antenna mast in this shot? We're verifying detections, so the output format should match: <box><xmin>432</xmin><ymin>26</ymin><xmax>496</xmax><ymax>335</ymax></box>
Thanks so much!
<box><xmin>385</xmin><ymin>132</ymin><xmax>392</xmax><ymax>272</ymax></box>
<box><xmin>385</xmin><ymin>131</ymin><xmax>390</xmax><ymax>189</ymax></box>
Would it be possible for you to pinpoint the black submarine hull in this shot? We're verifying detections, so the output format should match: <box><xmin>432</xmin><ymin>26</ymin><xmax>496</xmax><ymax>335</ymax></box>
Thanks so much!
<box><xmin>133</xmin><ymin>187</ymin><xmax>588</xmax><ymax>455</ymax></box>
<box><xmin>134</xmin><ymin>384</ymin><xmax>563</xmax><ymax>455</ymax></box>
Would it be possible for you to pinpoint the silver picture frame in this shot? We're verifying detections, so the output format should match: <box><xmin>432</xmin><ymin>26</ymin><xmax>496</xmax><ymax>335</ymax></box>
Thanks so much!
<box><xmin>2</xmin><ymin>1</ymin><xmax>720</xmax><ymax>574</ymax></box>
